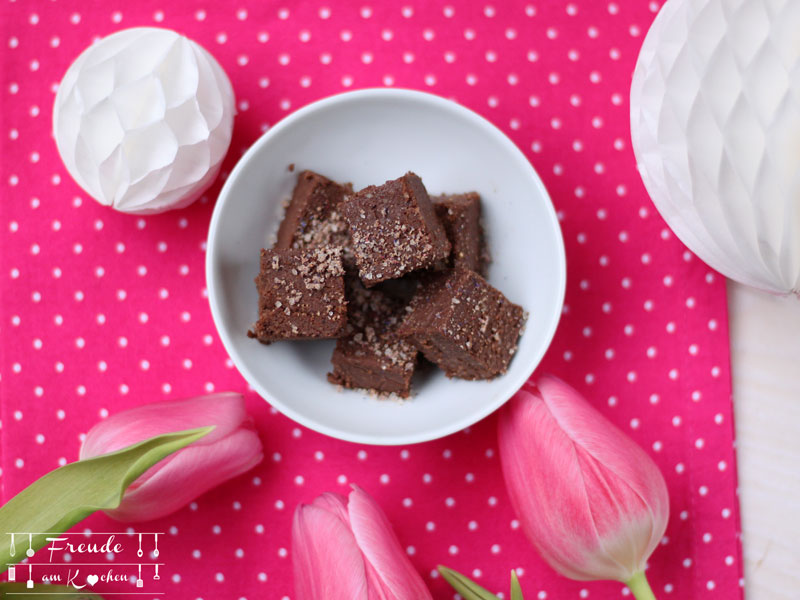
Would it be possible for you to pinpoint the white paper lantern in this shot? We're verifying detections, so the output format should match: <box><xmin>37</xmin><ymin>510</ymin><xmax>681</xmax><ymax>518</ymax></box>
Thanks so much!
<box><xmin>53</xmin><ymin>27</ymin><xmax>235</xmax><ymax>214</ymax></box>
<box><xmin>631</xmin><ymin>0</ymin><xmax>800</xmax><ymax>295</ymax></box>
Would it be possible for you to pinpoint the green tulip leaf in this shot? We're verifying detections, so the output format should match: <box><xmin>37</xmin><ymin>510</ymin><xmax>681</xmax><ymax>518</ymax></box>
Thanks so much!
<box><xmin>438</xmin><ymin>565</ymin><xmax>502</xmax><ymax>600</ymax></box>
<box><xmin>0</xmin><ymin>427</ymin><xmax>213</xmax><ymax>573</ymax></box>
<box><xmin>0</xmin><ymin>582</ymin><xmax>104</xmax><ymax>598</ymax></box>
<box><xmin>510</xmin><ymin>570</ymin><xmax>524</xmax><ymax>600</ymax></box>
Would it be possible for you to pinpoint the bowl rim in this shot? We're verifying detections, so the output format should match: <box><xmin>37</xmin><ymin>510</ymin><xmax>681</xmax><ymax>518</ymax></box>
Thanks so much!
<box><xmin>206</xmin><ymin>87</ymin><xmax>566</xmax><ymax>445</ymax></box>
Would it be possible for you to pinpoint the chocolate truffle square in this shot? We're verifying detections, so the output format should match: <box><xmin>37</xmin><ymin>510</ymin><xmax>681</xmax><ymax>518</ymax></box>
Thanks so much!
<box><xmin>398</xmin><ymin>268</ymin><xmax>525</xmax><ymax>380</ymax></box>
<box><xmin>328</xmin><ymin>279</ymin><xmax>418</xmax><ymax>397</ymax></box>
<box><xmin>342</xmin><ymin>172</ymin><xmax>451</xmax><ymax>287</ymax></box>
<box><xmin>275</xmin><ymin>170</ymin><xmax>353</xmax><ymax>265</ymax></box>
<box><xmin>434</xmin><ymin>192</ymin><xmax>489</xmax><ymax>275</ymax></box>
<box><xmin>248</xmin><ymin>246</ymin><xmax>347</xmax><ymax>343</ymax></box>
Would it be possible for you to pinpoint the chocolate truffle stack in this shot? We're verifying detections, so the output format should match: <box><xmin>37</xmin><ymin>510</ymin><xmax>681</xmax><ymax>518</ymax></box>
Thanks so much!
<box><xmin>250</xmin><ymin>170</ymin><xmax>526</xmax><ymax>398</ymax></box>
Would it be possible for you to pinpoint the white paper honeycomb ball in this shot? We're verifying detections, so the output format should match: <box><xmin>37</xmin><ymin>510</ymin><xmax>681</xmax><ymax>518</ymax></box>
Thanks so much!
<box><xmin>53</xmin><ymin>27</ymin><xmax>235</xmax><ymax>214</ymax></box>
<box><xmin>631</xmin><ymin>0</ymin><xmax>800</xmax><ymax>295</ymax></box>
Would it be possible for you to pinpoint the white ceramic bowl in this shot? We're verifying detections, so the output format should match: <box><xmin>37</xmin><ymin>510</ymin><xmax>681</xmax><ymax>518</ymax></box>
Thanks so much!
<box><xmin>207</xmin><ymin>89</ymin><xmax>565</xmax><ymax>445</ymax></box>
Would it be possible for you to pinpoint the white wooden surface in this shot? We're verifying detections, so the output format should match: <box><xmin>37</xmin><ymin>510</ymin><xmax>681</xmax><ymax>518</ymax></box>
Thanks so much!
<box><xmin>728</xmin><ymin>282</ymin><xmax>800</xmax><ymax>599</ymax></box>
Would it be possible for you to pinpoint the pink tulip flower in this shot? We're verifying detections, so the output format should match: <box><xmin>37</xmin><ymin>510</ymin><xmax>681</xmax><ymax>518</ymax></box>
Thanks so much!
<box><xmin>80</xmin><ymin>392</ymin><xmax>263</xmax><ymax>522</ymax></box>
<box><xmin>498</xmin><ymin>374</ymin><xmax>669</xmax><ymax>596</ymax></box>
<box><xmin>293</xmin><ymin>486</ymin><xmax>433</xmax><ymax>600</ymax></box>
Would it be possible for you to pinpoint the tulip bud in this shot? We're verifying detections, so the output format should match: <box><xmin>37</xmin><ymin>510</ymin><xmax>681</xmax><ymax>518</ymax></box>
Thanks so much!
<box><xmin>293</xmin><ymin>486</ymin><xmax>433</xmax><ymax>600</ymax></box>
<box><xmin>498</xmin><ymin>375</ymin><xmax>668</xmax><ymax>595</ymax></box>
<box><xmin>80</xmin><ymin>392</ymin><xmax>263</xmax><ymax>522</ymax></box>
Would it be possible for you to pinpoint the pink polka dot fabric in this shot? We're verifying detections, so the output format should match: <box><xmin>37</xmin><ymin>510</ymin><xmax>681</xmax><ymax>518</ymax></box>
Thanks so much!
<box><xmin>1</xmin><ymin>1</ymin><xmax>744</xmax><ymax>598</ymax></box>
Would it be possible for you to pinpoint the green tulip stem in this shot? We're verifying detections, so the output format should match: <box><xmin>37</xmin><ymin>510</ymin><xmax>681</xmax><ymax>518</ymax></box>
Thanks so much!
<box><xmin>626</xmin><ymin>572</ymin><xmax>657</xmax><ymax>600</ymax></box>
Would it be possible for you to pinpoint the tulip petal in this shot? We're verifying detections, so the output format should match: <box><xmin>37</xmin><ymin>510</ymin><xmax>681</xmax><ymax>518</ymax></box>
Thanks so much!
<box><xmin>103</xmin><ymin>426</ymin><xmax>263</xmax><ymax>521</ymax></box>
<box><xmin>123</xmin><ymin>417</ymin><xmax>261</xmax><ymax>490</ymax></box>
<box><xmin>537</xmin><ymin>375</ymin><xmax>669</xmax><ymax>564</ymax></box>
<box><xmin>311</xmin><ymin>492</ymin><xmax>352</xmax><ymax>528</ymax></box>
<box><xmin>292</xmin><ymin>503</ymin><xmax>369</xmax><ymax>600</ymax></box>
<box><xmin>348</xmin><ymin>486</ymin><xmax>433</xmax><ymax>600</ymax></box>
<box><xmin>575</xmin><ymin>444</ymin><xmax>654</xmax><ymax>576</ymax></box>
<box><xmin>80</xmin><ymin>392</ymin><xmax>249</xmax><ymax>458</ymax></box>
<box><xmin>499</xmin><ymin>388</ymin><xmax>617</xmax><ymax>580</ymax></box>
